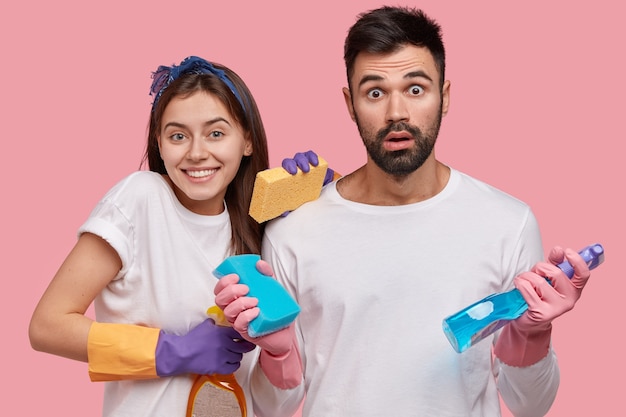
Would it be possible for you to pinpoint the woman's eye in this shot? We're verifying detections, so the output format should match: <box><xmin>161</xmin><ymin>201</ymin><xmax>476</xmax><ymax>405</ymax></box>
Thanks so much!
<box><xmin>170</xmin><ymin>133</ymin><xmax>185</xmax><ymax>141</ymax></box>
<box><xmin>367</xmin><ymin>88</ymin><xmax>384</xmax><ymax>99</ymax></box>
<box><xmin>409</xmin><ymin>85</ymin><xmax>424</xmax><ymax>96</ymax></box>
<box><xmin>209</xmin><ymin>131</ymin><xmax>224</xmax><ymax>139</ymax></box>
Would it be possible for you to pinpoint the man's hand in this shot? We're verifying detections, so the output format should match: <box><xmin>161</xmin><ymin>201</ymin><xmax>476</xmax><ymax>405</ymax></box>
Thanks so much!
<box><xmin>494</xmin><ymin>246</ymin><xmax>591</xmax><ymax>367</ymax></box>
<box><xmin>214</xmin><ymin>260</ymin><xmax>303</xmax><ymax>388</ymax></box>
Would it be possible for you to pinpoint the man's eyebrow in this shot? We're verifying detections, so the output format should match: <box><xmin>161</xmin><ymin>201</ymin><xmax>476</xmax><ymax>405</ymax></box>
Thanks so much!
<box><xmin>405</xmin><ymin>70</ymin><xmax>433</xmax><ymax>83</ymax></box>
<box><xmin>358</xmin><ymin>74</ymin><xmax>384</xmax><ymax>88</ymax></box>
<box><xmin>357</xmin><ymin>70</ymin><xmax>434</xmax><ymax>88</ymax></box>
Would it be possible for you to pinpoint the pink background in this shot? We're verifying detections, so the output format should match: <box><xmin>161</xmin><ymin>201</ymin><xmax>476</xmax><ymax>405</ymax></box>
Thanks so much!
<box><xmin>3</xmin><ymin>1</ymin><xmax>623</xmax><ymax>415</ymax></box>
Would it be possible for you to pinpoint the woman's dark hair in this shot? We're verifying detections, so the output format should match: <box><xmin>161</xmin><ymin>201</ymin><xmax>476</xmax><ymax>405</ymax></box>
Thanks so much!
<box><xmin>142</xmin><ymin>64</ymin><xmax>269</xmax><ymax>255</ymax></box>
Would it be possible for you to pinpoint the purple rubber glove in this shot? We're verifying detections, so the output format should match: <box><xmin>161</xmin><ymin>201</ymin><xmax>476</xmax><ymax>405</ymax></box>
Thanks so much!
<box><xmin>281</xmin><ymin>150</ymin><xmax>318</xmax><ymax>174</ymax></box>
<box><xmin>280</xmin><ymin>150</ymin><xmax>335</xmax><ymax>217</ymax></box>
<box><xmin>155</xmin><ymin>318</ymin><xmax>256</xmax><ymax>377</ymax></box>
<box><xmin>282</xmin><ymin>150</ymin><xmax>335</xmax><ymax>185</ymax></box>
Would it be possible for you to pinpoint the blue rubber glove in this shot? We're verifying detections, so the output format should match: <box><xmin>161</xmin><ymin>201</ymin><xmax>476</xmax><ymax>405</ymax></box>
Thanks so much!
<box><xmin>155</xmin><ymin>318</ymin><xmax>256</xmax><ymax>377</ymax></box>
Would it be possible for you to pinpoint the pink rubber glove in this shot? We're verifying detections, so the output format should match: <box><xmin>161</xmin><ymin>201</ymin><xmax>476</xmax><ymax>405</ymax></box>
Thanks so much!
<box><xmin>494</xmin><ymin>246</ymin><xmax>591</xmax><ymax>366</ymax></box>
<box><xmin>214</xmin><ymin>260</ymin><xmax>303</xmax><ymax>389</ymax></box>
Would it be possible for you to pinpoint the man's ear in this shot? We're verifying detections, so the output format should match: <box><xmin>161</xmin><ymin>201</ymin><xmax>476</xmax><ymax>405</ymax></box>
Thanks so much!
<box><xmin>441</xmin><ymin>80</ymin><xmax>451</xmax><ymax>117</ymax></box>
<box><xmin>342</xmin><ymin>87</ymin><xmax>356</xmax><ymax>122</ymax></box>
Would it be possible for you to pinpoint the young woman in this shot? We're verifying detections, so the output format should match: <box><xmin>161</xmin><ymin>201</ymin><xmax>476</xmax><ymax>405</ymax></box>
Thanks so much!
<box><xmin>29</xmin><ymin>56</ymin><xmax>300</xmax><ymax>416</ymax></box>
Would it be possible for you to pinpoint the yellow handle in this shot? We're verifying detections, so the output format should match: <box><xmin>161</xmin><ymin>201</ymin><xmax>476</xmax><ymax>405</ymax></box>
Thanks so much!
<box><xmin>207</xmin><ymin>305</ymin><xmax>230</xmax><ymax>327</ymax></box>
<box><xmin>185</xmin><ymin>306</ymin><xmax>247</xmax><ymax>417</ymax></box>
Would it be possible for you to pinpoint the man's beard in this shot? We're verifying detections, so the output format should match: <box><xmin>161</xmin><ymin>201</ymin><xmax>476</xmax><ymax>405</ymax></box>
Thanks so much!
<box><xmin>355</xmin><ymin>109</ymin><xmax>442</xmax><ymax>177</ymax></box>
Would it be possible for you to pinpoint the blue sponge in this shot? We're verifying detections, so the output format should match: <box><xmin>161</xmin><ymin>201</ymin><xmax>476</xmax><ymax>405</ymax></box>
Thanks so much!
<box><xmin>213</xmin><ymin>254</ymin><xmax>301</xmax><ymax>337</ymax></box>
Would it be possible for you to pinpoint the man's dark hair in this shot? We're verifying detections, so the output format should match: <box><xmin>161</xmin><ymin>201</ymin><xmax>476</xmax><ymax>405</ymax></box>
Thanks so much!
<box><xmin>344</xmin><ymin>6</ymin><xmax>446</xmax><ymax>90</ymax></box>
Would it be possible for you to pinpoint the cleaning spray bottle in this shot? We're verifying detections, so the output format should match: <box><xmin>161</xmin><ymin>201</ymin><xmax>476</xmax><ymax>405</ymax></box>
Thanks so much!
<box><xmin>186</xmin><ymin>306</ymin><xmax>247</xmax><ymax>417</ymax></box>
<box><xmin>442</xmin><ymin>243</ymin><xmax>604</xmax><ymax>353</ymax></box>
<box><xmin>186</xmin><ymin>254</ymin><xmax>301</xmax><ymax>416</ymax></box>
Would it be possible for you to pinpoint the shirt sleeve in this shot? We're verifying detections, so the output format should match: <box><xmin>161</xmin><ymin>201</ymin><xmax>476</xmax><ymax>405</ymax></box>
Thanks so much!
<box><xmin>249</xmin><ymin>363</ymin><xmax>306</xmax><ymax>417</ymax></box>
<box><xmin>494</xmin><ymin>348</ymin><xmax>560</xmax><ymax>417</ymax></box>
<box><xmin>248</xmin><ymin>230</ymin><xmax>306</xmax><ymax>417</ymax></box>
<box><xmin>78</xmin><ymin>198</ymin><xmax>134</xmax><ymax>281</ymax></box>
<box><xmin>494</xmin><ymin>208</ymin><xmax>559</xmax><ymax>417</ymax></box>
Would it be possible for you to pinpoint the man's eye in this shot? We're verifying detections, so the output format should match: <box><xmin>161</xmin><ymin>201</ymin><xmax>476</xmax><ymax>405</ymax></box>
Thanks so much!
<box><xmin>367</xmin><ymin>89</ymin><xmax>383</xmax><ymax>99</ymax></box>
<box><xmin>409</xmin><ymin>85</ymin><xmax>424</xmax><ymax>96</ymax></box>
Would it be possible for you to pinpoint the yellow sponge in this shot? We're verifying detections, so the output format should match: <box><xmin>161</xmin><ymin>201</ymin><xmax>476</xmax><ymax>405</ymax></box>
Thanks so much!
<box><xmin>249</xmin><ymin>157</ymin><xmax>329</xmax><ymax>223</ymax></box>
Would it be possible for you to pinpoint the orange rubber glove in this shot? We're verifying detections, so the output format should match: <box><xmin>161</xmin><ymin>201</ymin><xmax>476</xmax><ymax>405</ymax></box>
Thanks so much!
<box><xmin>87</xmin><ymin>320</ymin><xmax>255</xmax><ymax>381</ymax></box>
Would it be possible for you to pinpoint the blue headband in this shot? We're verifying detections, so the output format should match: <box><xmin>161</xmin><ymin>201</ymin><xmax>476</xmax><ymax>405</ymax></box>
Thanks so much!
<box><xmin>149</xmin><ymin>56</ymin><xmax>245</xmax><ymax>112</ymax></box>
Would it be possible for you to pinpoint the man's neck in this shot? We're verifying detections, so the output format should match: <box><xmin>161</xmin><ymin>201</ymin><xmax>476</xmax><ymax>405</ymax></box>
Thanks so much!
<box><xmin>336</xmin><ymin>158</ymin><xmax>450</xmax><ymax>206</ymax></box>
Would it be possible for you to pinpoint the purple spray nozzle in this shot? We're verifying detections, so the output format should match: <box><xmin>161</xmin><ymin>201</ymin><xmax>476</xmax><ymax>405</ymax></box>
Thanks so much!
<box><xmin>556</xmin><ymin>243</ymin><xmax>604</xmax><ymax>278</ymax></box>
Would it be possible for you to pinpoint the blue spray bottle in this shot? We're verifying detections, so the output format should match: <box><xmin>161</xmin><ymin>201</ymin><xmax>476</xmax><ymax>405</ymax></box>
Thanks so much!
<box><xmin>442</xmin><ymin>243</ymin><xmax>604</xmax><ymax>353</ymax></box>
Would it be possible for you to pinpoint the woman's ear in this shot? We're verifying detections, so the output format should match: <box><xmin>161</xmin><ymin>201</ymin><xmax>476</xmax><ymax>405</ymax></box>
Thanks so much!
<box><xmin>244</xmin><ymin>140</ymin><xmax>253</xmax><ymax>156</ymax></box>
